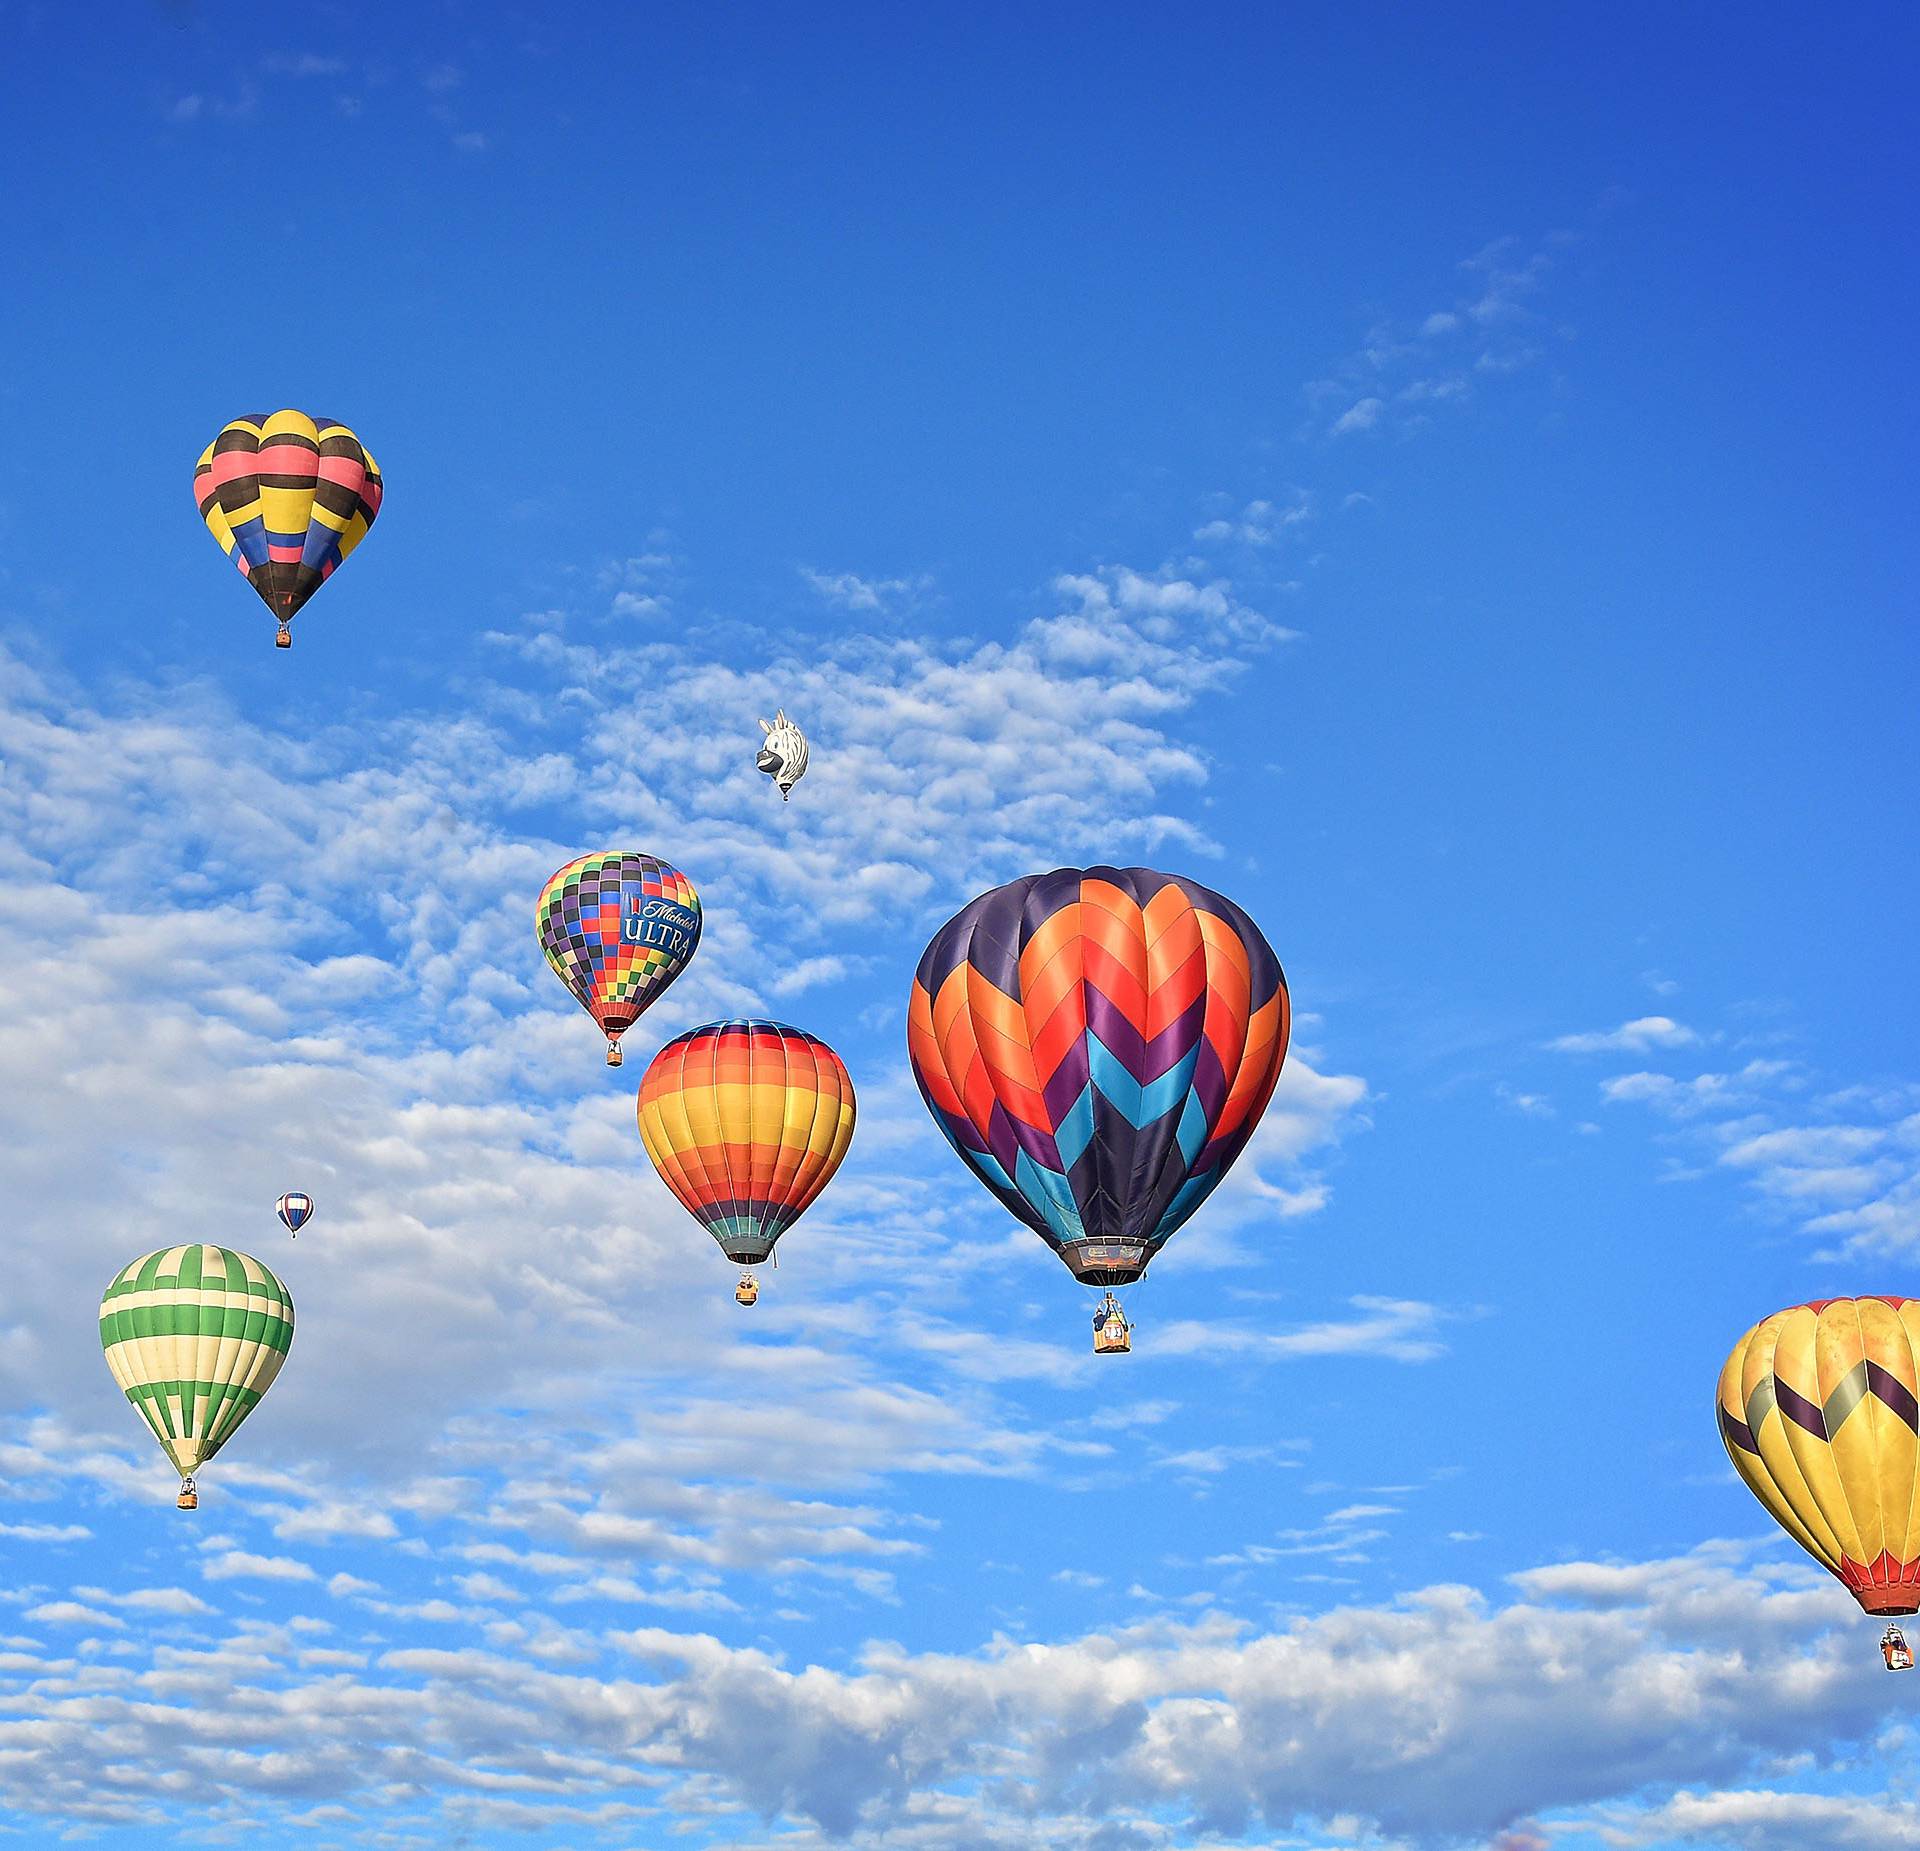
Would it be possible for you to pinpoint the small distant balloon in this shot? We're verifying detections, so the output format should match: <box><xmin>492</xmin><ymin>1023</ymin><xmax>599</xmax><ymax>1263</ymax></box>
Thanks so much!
<box><xmin>756</xmin><ymin>710</ymin><xmax>809</xmax><ymax>799</ymax></box>
<box><xmin>276</xmin><ymin>1192</ymin><xmax>313</xmax><ymax>1237</ymax></box>
<box><xmin>194</xmin><ymin>411</ymin><xmax>382</xmax><ymax>647</ymax></box>
<box><xmin>536</xmin><ymin>851</ymin><xmax>702</xmax><ymax>1067</ymax></box>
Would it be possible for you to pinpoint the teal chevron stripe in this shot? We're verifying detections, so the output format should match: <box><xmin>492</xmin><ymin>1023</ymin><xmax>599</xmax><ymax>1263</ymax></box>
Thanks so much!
<box><xmin>1014</xmin><ymin>1146</ymin><xmax>1084</xmax><ymax>1242</ymax></box>
<box><xmin>1086</xmin><ymin>1031</ymin><xmax>1200</xmax><ymax>1130</ymax></box>
<box><xmin>1174</xmin><ymin>1088</ymin><xmax>1209</xmax><ymax>1166</ymax></box>
<box><xmin>1054</xmin><ymin>1081</ymin><xmax>1096</xmax><ymax>1168</ymax></box>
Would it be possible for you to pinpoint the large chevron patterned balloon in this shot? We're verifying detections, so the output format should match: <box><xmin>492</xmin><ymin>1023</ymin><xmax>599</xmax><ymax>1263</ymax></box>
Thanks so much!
<box><xmin>908</xmin><ymin>866</ymin><xmax>1288</xmax><ymax>1285</ymax></box>
<box><xmin>1719</xmin><ymin>1296</ymin><xmax>1920</xmax><ymax>1615</ymax></box>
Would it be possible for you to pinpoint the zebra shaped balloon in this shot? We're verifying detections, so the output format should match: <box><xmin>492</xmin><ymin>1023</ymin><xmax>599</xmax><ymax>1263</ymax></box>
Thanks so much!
<box><xmin>756</xmin><ymin>709</ymin><xmax>809</xmax><ymax>800</ymax></box>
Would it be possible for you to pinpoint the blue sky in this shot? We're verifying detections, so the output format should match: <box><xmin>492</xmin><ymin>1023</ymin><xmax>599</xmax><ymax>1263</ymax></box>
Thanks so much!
<box><xmin>1</xmin><ymin>3</ymin><xmax>1917</xmax><ymax>1846</ymax></box>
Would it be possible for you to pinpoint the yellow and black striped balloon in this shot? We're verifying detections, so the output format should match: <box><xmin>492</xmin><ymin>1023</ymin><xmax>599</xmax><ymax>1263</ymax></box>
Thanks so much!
<box><xmin>1718</xmin><ymin>1296</ymin><xmax>1920</xmax><ymax>1614</ymax></box>
<box><xmin>193</xmin><ymin>410</ymin><xmax>382</xmax><ymax>643</ymax></box>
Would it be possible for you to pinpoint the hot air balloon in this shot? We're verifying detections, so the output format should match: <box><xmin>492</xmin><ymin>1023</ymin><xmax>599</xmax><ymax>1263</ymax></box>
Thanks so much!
<box><xmin>636</xmin><ymin>1019</ymin><xmax>856</xmax><ymax>1304</ymax></box>
<box><xmin>194</xmin><ymin>411</ymin><xmax>382</xmax><ymax>647</ymax></box>
<box><xmin>1718</xmin><ymin>1296</ymin><xmax>1920</xmax><ymax>1656</ymax></box>
<box><xmin>275</xmin><ymin>1192</ymin><xmax>313</xmax><ymax>1237</ymax></box>
<box><xmin>537</xmin><ymin>852</ymin><xmax>702</xmax><ymax>1067</ymax></box>
<box><xmin>99</xmin><ymin>1245</ymin><xmax>294</xmax><ymax>1510</ymax></box>
<box><xmin>908</xmin><ymin>866</ymin><xmax>1288</xmax><ymax>1348</ymax></box>
<box><xmin>756</xmin><ymin>710</ymin><xmax>809</xmax><ymax>799</ymax></box>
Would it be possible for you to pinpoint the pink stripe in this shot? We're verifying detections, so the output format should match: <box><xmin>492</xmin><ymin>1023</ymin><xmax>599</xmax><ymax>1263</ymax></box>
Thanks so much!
<box><xmin>268</xmin><ymin>542</ymin><xmax>304</xmax><ymax>562</ymax></box>
<box><xmin>205</xmin><ymin>450</ymin><xmax>260</xmax><ymax>489</ymax></box>
<box><xmin>360</xmin><ymin>478</ymin><xmax>384</xmax><ymax>518</ymax></box>
<box><xmin>254</xmin><ymin>439</ymin><xmax>320</xmax><ymax>482</ymax></box>
<box><xmin>315</xmin><ymin>454</ymin><xmax>366</xmax><ymax>489</ymax></box>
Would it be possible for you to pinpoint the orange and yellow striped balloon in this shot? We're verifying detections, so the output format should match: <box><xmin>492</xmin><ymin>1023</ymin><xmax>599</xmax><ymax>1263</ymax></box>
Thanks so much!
<box><xmin>1718</xmin><ymin>1296</ymin><xmax>1920</xmax><ymax>1615</ymax></box>
<box><xmin>636</xmin><ymin>1020</ymin><xmax>856</xmax><ymax>1267</ymax></box>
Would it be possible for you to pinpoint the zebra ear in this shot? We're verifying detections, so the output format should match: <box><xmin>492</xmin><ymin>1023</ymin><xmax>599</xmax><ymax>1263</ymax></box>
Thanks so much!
<box><xmin>759</xmin><ymin>717</ymin><xmax>772</xmax><ymax>734</ymax></box>
<box><xmin>774</xmin><ymin>708</ymin><xmax>787</xmax><ymax>725</ymax></box>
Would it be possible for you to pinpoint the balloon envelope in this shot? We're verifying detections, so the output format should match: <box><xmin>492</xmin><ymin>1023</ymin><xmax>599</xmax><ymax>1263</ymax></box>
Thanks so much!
<box><xmin>99</xmin><ymin>1245</ymin><xmax>294</xmax><ymax>1487</ymax></box>
<box><xmin>908</xmin><ymin>865</ymin><xmax>1288</xmax><ymax>1284</ymax></box>
<box><xmin>637</xmin><ymin>1019</ymin><xmax>856</xmax><ymax>1264</ymax></box>
<box><xmin>194</xmin><ymin>411</ymin><xmax>381</xmax><ymax>636</ymax></box>
<box><xmin>1719</xmin><ymin>1295</ymin><xmax>1920</xmax><ymax>1615</ymax></box>
<box><xmin>756</xmin><ymin>709</ymin><xmax>809</xmax><ymax>799</ymax></box>
<box><xmin>536</xmin><ymin>852</ymin><xmax>701</xmax><ymax>1060</ymax></box>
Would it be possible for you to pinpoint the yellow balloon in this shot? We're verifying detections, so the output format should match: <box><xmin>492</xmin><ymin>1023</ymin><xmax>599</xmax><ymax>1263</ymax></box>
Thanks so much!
<box><xmin>1718</xmin><ymin>1296</ymin><xmax>1920</xmax><ymax>1614</ymax></box>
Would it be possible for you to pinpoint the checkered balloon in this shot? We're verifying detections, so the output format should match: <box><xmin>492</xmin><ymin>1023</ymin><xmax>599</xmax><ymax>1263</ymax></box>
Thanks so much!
<box><xmin>536</xmin><ymin>852</ymin><xmax>702</xmax><ymax>1066</ymax></box>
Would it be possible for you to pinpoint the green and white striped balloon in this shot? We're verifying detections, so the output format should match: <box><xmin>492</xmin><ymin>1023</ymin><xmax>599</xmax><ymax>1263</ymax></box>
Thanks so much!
<box><xmin>98</xmin><ymin>1245</ymin><xmax>294</xmax><ymax>1495</ymax></box>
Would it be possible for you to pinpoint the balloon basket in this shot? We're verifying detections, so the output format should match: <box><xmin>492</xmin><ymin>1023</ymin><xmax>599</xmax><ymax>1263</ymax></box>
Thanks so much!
<box><xmin>275</xmin><ymin>626</ymin><xmax>292</xmax><ymax>649</ymax></box>
<box><xmin>606</xmin><ymin>1040</ymin><xmax>623</xmax><ymax>1068</ymax></box>
<box><xmin>1091</xmin><ymin>1290</ymin><xmax>1133</xmax><ymax>1354</ymax></box>
<box><xmin>176</xmin><ymin>1479</ymin><xmax>198</xmax><ymax>1511</ymax></box>
<box><xmin>735</xmin><ymin>1273</ymin><xmax>759</xmax><ymax>1307</ymax></box>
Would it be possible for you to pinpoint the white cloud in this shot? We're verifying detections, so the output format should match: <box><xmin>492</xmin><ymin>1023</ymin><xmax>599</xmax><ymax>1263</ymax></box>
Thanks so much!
<box><xmin>200</xmin><ymin>1549</ymin><xmax>319</xmax><ymax>1583</ymax></box>
<box><xmin>1549</xmin><ymin>1015</ymin><xmax>1698</xmax><ymax>1054</ymax></box>
<box><xmin>799</xmin><ymin>567</ymin><xmax>929</xmax><ymax>612</ymax></box>
<box><xmin>1595</xmin><ymin>1788</ymin><xmax>1920</xmax><ymax>1848</ymax></box>
<box><xmin>1331</xmin><ymin>396</ymin><xmax>1384</xmax><ymax>436</ymax></box>
<box><xmin>1600</xmin><ymin>1058</ymin><xmax>1789</xmax><ymax>1115</ymax></box>
<box><xmin>0</xmin><ymin>1544</ymin><xmax>1896</xmax><ymax>1846</ymax></box>
<box><xmin>1191</xmin><ymin>495</ymin><xmax>1314</xmax><ymax>548</ymax></box>
<box><xmin>1156</xmin><ymin>1296</ymin><xmax>1450</xmax><ymax>1365</ymax></box>
<box><xmin>769</xmin><ymin>954</ymin><xmax>847</xmax><ymax>997</ymax></box>
<box><xmin>1593</xmin><ymin>1023</ymin><xmax>1920</xmax><ymax>1259</ymax></box>
<box><xmin>72</xmin><ymin>1584</ymin><xmax>215</xmax><ymax>1616</ymax></box>
<box><xmin>1301</xmin><ymin>228</ymin><xmax>1571</xmax><ymax>444</ymax></box>
<box><xmin>1496</xmin><ymin>1082</ymin><xmax>1555</xmax><ymax>1117</ymax></box>
<box><xmin>22</xmin><ymin>1600</ymin><xmax>123</xmax><ymax>1628</ymax></box>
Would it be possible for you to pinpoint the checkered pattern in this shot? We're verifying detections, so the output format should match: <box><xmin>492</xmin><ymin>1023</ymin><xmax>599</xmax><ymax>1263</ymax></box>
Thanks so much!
<box><xmin>536</xmin><ymin>851</ymin><xmax>702</xmax><ymax>1049</ymax></box>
